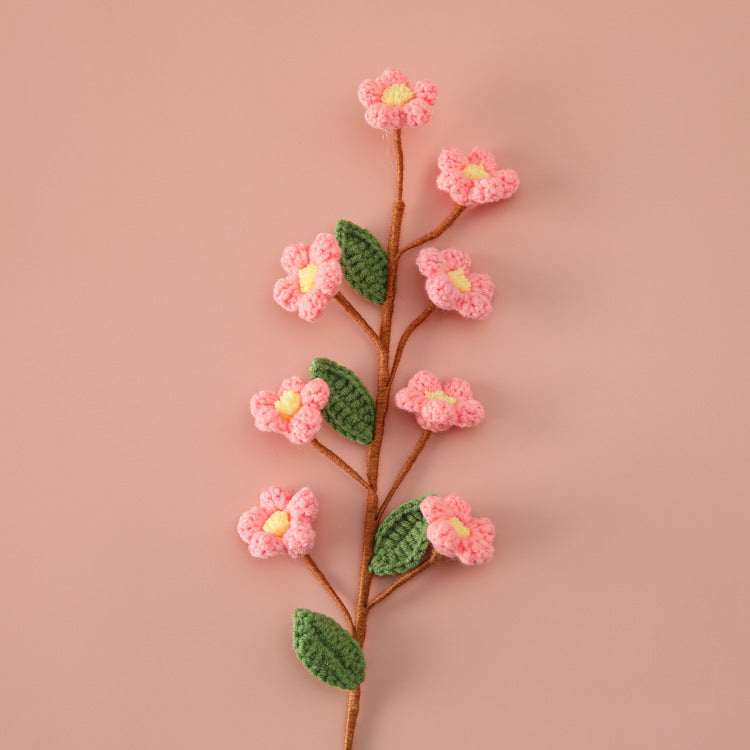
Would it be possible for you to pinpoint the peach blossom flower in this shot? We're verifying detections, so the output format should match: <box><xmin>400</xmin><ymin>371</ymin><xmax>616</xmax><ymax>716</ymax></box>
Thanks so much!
<box><xmin>417</xmin><ymin>247</ymin><xmax>494</xmax><ymax>320</ymax></box>
<box><xmin>250</xmin><ymin>376</ymin><xmax>329</xmax><ymax>444</ymax></box>
<box><xmin>237</xmin><ymin>486</ymin><xmax>318</xmax><ymax>559</ymax></box>
<box><xmin>394</xmin><ymin>370</ymin><xmax>484</xmax><ymax>432</ymax></box>
<box><xmin>357</xmin><ymin>68</ymin><xmax>437</xmax><ymax>130</ymax></box>
<box><xmin>436</xmin><ymin>147</ymin><xmax>519</xmax><ymax>208</ymax></box>
<box><xmin>420</xmin><ymin>495</ymin><xmax>495</xmax><ymax>564</ymax></box>
<box><xmin>273</xmin><ymin>233</ymin><xmax>342</xmax><ymax>322</ymax></box>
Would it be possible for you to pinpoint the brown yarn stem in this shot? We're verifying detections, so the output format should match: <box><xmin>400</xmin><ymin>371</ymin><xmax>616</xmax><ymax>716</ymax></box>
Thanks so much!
<box><xmin>377</xmin><ymin>430</ymin><xmax>432</xmax><ymax>523</ymax></box>
<box><xmin>303</xmin><ymin>555</ymin><xmax>354</xmax><ymax>631</ymax></box>
<box><xmin>343</xmin><ymin>127</ymin><xmax>407</xmax><ymax>750</ymax></box>
<box><xmin>367</xmin><ymin>550</ymin><xmax>441</xmax><ymax>610</ymax></box>
<box><xmin>310</xmin><ymin>439</ymin><xmax>370</xmax><ymax>490</ymax></box>
<box><xmin>397</xmin><ymin>204</ymin><xmax>466</xmax><ymax>257</ymax></box>
<box><xmin>387</xmin><ymin>302</ymin><xmax>436</xmax><ymax>388</ymax></box>
<box><xmin>334</xmin><ymin>293</ymin><xmax>383</xmax><ymax>352</ymax></box>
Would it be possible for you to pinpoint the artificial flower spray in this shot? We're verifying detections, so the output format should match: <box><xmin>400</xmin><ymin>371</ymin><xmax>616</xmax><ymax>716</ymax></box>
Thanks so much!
<box><xmin>236</xmin><ymin>68</ymin><xmax>519</xmax><ymax>749</ymax></box>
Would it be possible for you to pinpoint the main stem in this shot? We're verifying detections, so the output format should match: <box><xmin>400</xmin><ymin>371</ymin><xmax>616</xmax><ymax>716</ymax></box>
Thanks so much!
<box><xmin>343</xmin><ymin>128</ymin><xmax>405</xmax><ymax>750</ymax></box>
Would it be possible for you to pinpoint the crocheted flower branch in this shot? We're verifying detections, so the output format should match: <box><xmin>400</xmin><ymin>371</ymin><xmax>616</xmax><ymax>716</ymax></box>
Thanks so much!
<box><xmin>237</xmin><ymin>68</ymin><xmax>519</xmax><ymax>750</ymax></box>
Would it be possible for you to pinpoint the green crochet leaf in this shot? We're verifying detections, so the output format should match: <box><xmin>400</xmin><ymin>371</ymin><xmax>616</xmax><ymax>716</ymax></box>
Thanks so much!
<box><xmin>310</xmin><ymin>357</ymin><xmax>375</xmax><ymax>444</ymax></box>
<box><xmin>335</xmin><ymin>220</ymin><xmax>388</xmax><ymax>305</ymax></box>
<box><xmin>369</xmin><ymin>497</ymin><xmax>429</xmax><ymax>576</ymax></box>
<box><xmin>293</xmin><ymin>609</ymin><xmax>366</xmax><ymax>690</ymax></box>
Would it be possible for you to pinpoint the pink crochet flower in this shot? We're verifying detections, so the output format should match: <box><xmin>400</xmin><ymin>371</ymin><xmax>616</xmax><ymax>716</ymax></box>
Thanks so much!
<box><xmin>417</xmin><ymin>247</ymin><xmax>494</xmax><ymax>320</ymax></box>
<box><xmin>357</xmin><ymin>68</ymin><xmax>437</xmax><ymax>130</ymax></box>
<box><xmin>237</xmin><ymin>486</ymin><xmax>318</xmax><ymax>559</ymax></box>
<box><xmin>250</xmin><ymin>376</ymin><xmax>330</xmax><ymax>444</ymax></box>
<box><xmin>273</xmin><ymin>233</ymin><xmax>343</xmax><ymax>322</ymax></box>
<box><xmin>436</xmin><ymin>148</ymin><xmax>519</xmax><ymax>208</ymax></box>
<box><xmin>394</xmin><ymin>371</ymin><xmax>484</xmax><ymax>432</ymax></box>
<box><xmin>420</xmin><ymin>495</ymin><xmax>495</xmax><ymax>565</ymax></box>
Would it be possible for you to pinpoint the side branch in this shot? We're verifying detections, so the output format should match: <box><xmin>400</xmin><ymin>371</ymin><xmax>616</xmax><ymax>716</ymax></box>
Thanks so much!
<box><xmin>388</xmin><ymin>302</ymin><xmax>436</xmax><ymax>386</ymax></box>
<box><xmin>334</xmin><ymin>293</ymin><xmax>383</xmax><ymax>352</ymax></box>
<box><xmin>367</xmin><ymin>549</ymin><xmax>441</xmax><ymax>610</ymax></box>
<box><xmin>398</xmin><ymin>205</ymin><xmax>466</xmax><ymax>257</ymax></box>
<box><xmin>377</xmin><ymin>429</ymin><xmax>432</xmax><ymax>521</ymax></box>
<box><xmin>303</xmin><ymin>555</ymin><xmax>354</xmax><ymax>631</ymax></box>
<box><xmin>310</xmin><ymin>439</ymin><xmax>370</xmax><ymax>490</ymax></box>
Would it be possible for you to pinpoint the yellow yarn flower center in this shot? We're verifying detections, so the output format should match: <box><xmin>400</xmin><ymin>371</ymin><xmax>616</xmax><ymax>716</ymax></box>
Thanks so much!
<box><xmin>381</xmin><ymin>83</ymin><xmax>414</xmax><ymax>107</ymax></box>
<box><xmin>263</xmin><ymin>510</ymin><xmax>291</xmax><ymax>537</ymax></box>
<box><xmin>424</xmin><ymin>390</ymin><xmax>457</xmax><ymax>405</ymax></box>
<box><xmin>447</xmin><ymin>516</ymin><xmax>471</xmax><ymax>538</ymax></box>
<box><xmin>447</xmin><ymin>268</ymin><xmax>472</xmax><ymax>293</ymax></box>
<box><xmin>462</xmin><ymin>163</ymin><xmax>490</xmax><ymax>179</ymax></box>
<box><xmin>298</xmin><ymin>262</ymin><xmax>318</xmax><ymax>294</ymax></box>
<box><xmin>274</xmin><ymin>390</ymin><xmax>302</xmax><ymax>419</ymax></box>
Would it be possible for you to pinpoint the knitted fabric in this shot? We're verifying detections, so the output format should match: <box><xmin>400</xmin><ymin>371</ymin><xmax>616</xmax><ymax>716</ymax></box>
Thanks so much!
<box><xmin>394</xmin><ymin>370</ymin><xmax>484</xmax><ymax>432</ymax></box>
<box><xmin>357</xmin><ymin>68</ymin><xmax>437</xmax><ymax>130</ymax></box>
<box><xmin>335</xmin><ymin>220</ymin><xmax>388</xmax><ymax>306</ymax></box>
<box><xmin>436</xmin><ymin>148</ymin><xmax>519</xmax><ymax>208</ymax></box>
<box><xmin>417</xmin><ymin>247</ymin><xmax>494</xmax><ymax>320</ymax></box>
<box><xmin>420</xmin><ymin>495</ymin><xmax>495</xmax><ymax>565</ymax></box>
<box><xmin>250</xmin><ymin>376</ymin><xmax>330</xmax><ymax>444</ymax></box>
<box><xmin>237</xmin><ymin>487</ymin><xmax>318</xmax><ymax>559</ymax></box>
<box><xmin>309</xmin><ymin>358</ymin><xmax>375</xmax><ymax>444</ymax></box>
<box><xmin>293</xmin><ymin>609</ymin><xmax>366</xmax><ymax>690</ymax></box>
<box><xmin>369</xmin><ymin>497</ymin><xmax>430</xmax><ymax>576</ymax></box>
<box><xmin>273</xmin><ymin>233</ymin><xmax>343</xmax><ymax>321</ymax></box>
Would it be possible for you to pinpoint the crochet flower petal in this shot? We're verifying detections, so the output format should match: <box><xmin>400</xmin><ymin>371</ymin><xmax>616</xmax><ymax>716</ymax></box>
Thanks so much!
<box><xmin>280</xmin><ymin>376</ymin><xmax>305</xmax><ymax>393</ymax></box>
<box><xmin>453</xmin><ymin>286</ymin><xmax>492</xmax><ymax>320</ymax></box>
<box><xmin>286</xmin><ymin>487</ymin><xmax>319</xmax><ymax>524</ymax></box>
<box><xmin>442</xmin><ymin>247</ymin><xmax>472</xmax><ymax>272</ymax></box>
<box><xmin>273</xmin><ymin>276</ymin><xmax>302</xmax><ymax>312</ymax></box>
<box><xmin>259</xmin><ymin>485</ymin><xmax>292</xmax><ymax>514</ymax></box>
<box><xmin>280</xmin><ymin>243</ymin><xmax>310</xmax><ymax>274</ymax></box>
<box><xmin>300</xmin><ymin>378</ymin><xmax>330</xmax><ymax>410</ymax></box>
<box><xmin>425</xmin><ymin>518</ymin><xmax>460</xmax><ymax>557</ymax></box>
<box><xmin>425</xmin><ymin>274</ymin><xmax>461</xmax><ymax>311</ymax></box>
<box><xmin>283</xmin><ymin>523</ymin><xmax>316</xmax><ymax>558</ymax></box>
<box><xmin>287</xmin><ymin>406</ymin><xmax>322</xmax><ymax>444</ymax></box>
<box><xmin>357</xmin><ymin>78</ymin><xmax>383</xmax><ymax>107</ymax></box>
<box><xmin>248</xmin><ymin>532</ymin><xmax>286</xmax><ymax>558</ymax></box>
<box><xmin>453</xmin><ymin>398</ymin><xmax>485</xmax><ymax>428</ymax></box>
<box><xmin>297</xmin><ymin>288</ymin><xmax>330</xmax><ymax>322</ymax></box>
<box><xmin>379</xmin><ymin>68</ymin><xmax>409</xmax><ymax>87</ymax></box>
<box><xmin>416</xmin><ymin>247</ymin><xmax>443</xmax><ymax>277</ymax></box>
<box><xmin>413</xmin><ymin>79</ymin><xmax>437</xmax><ymax>106</ymax></box>
<box><xmin>417</xmin><ymin>399</ymin><xmax>455</xmax><ymax>432</ymax></box>
<box><xmin>309</xmin><ymin>233</ymin><xmax>342</xmax><ymax>264</ymax></box>
<box><xmin>420</xmin><ymin>495</ymin><xmax>449</xmax><ymax>524</ymax></box>
<box><xmin>408</xmin><ymin>370</ymin><xmax>442</xmax><ymax>394</ymax></box>
<box><xmin>250</xmin><ymin>390</ymin><xmax>278</xmax><ymax>412</ymax></box>
<box><xmin>442</xmin><ymin>494</ymin><xmax>473</xmax><ymax>524</ymax></box>
<box><xmin>237</xmin><ymin>507</ymin><xmax>267</xmax><ymax>543</ymax></box>
<box><xmin>402</xmin><ymin>97</ymin><xmax>432</xmax><ymax>127</ymax></box>
<box><xmin>364</xmin><ymin>101</ymin><xmax>403</xmax><ymax>130</ymax></box>
<box><xmin>251</xmin><ymin>402</ymin><xmax>288</xmax><ymax>434</ymax></box>
<box><xmin>438</xmin><ymin>148</ymin><xmax>467</xmax><ymax>172</ymax></box>
<box><xmin>468</xmin><ymin>147</ymin><xmax>498</xmax><ymax>173</ymax></box>
<box><xmin>395</xmin><ymin>385</ymin><xmax>426</xmax><ymax>413</ymax></box>
<box><xmin>313</xmin><ymin>260</ymin><xmax>343</xmax><ymax>296</ymax></box>
<box><xmin>443</xmin><ymin>377</ymin><xmax>473</xmax><ymax>401</ymax></box>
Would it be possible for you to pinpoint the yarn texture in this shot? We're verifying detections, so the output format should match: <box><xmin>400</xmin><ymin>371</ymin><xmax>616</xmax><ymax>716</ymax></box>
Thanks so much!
<box><xmin>420</xmin><ymin>495</ymin><xmax>495</xmax><ymax>564</ymax></box>
<box><xmin>369</xmin><ymin>497</ymin><xmax>430</xmax><ymax>575</ymax></box>
<box><xmin>335</xmin><ymin>220</ymin><xmax>389</xmax><ymax>305</ymax></box>
<box><xmin>310</xmin><ymin>358</ymin><xmax>375</xmax><ymax>444</ymax></box>
<box><xmin>395</xmin><ymin>370</ymin><xmax>484</xmax><ymax>432</ymax></box>
<box><xmin>237</xmin><ymin>486</ymin><xmax>318</xmax><ymax>559</ymax></box>
<box><xmin>273</xmin><ymin>233</ymin><xmax>343</xmax><ymax>321</ymax></box>
<box><xmin>417</xmin><ymin>247</ymin><xmax>494</xmax><ymax>320</ymax></box>
<box><xmin>436</xmin><ymin>148</ymin><xmax>519</xmax><ymax>208</ymax></box>
<box><xmin>250</xmin><ymin>376</ymin><xmax>330</xmax><ymax>444</ymax></box>
<box><xmin>357</xmin><ymin>68</ymin><xmax>437</xmax><ymax>130</ymax></box>
<box><xmin>293</xmin><ymin>609</ymin><xmax>366</xmax><ymax>690</ymax></box>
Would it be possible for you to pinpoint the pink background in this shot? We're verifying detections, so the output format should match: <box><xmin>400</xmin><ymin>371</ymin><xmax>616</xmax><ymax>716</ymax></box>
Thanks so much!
<box><xmin>2</xmin><ymin>1</ymin><xmax>748</xmax><ymax>748</ymax></box>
